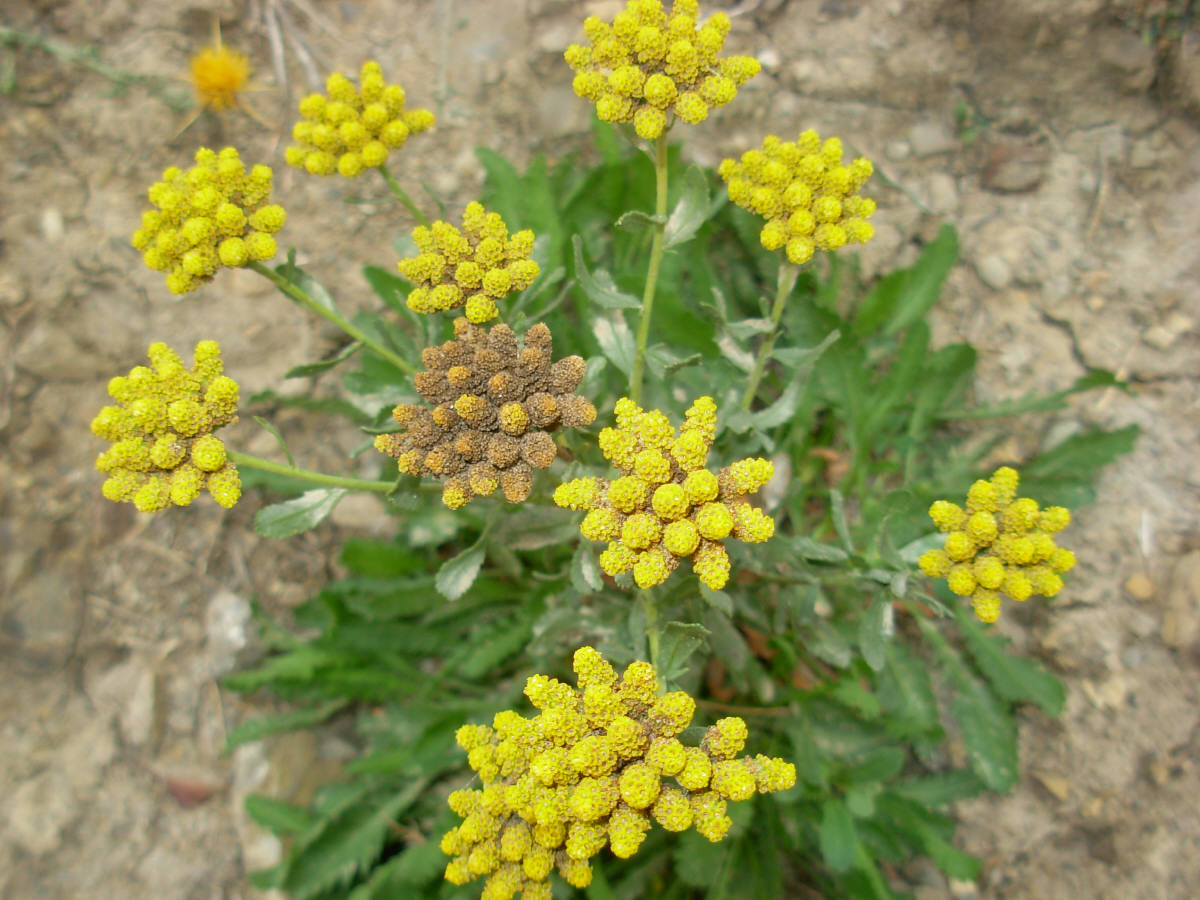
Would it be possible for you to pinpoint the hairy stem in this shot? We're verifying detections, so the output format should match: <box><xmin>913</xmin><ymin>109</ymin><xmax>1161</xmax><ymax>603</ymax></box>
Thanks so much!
<box><xmin>229</xmin><ymin>450</ymin><xmax>396</xmax><ymax>493</ymax></box>
<box><xmin>247</xmin><ymin>261</ymin><xmax>415</xmax><ymax>375</ymax></box>
<box><xmin>739</xmin><ymin>260</ymin><xmax>801</xmax><ymax>411</ymax></box>
<box><xmin>628</xmin><ymin>133</ymin><xmax>670</xmax><ymax>405</ymax></box>
<box><xmin>377</xmin><ymin>164</ymin><xmax>429</xmax><ymax>226</ymax></box>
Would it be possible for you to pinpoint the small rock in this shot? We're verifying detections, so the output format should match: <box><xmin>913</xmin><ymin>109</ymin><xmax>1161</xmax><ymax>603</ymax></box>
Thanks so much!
<box><xmin>1142</xmin><ymin>325</ymin><xmax>1179</xmax><ymax>351</ymax></box>
<box><xmin>4</xmin><ymin>769</ymin><xmax>79</xmax><ymax>856</ymax></box>
<box><xmin>328</xmin><ymin>490</ymin><xmax>393</xmax><ymax>535</ymax></box>
<box><xmin>87</xmin><ymin>656</ymin><xmax>162</xmax><ymax>748</ymax></box>
<box><xmin>1162</xmin><ymin>551</ymin><xmax>1200</xmax><ymax>651</ymax></box>
<box><xmin>975</xmin><ymin>254</ymin><xmax>1013</xmax><ymax>290</ymax></box>
<box><xmin>39</xmin><ymin>207</ymin><xmax>64</xmax><ymax>241</ymax></box>
<box><xmin>948</xmin><ymin>878</ymin><xmax>979</xmax><ymax>899</ymax></box>
<box><xmin>1171</xmin><ymin>30</ymin><xmax>1200</xmax><ymax>115</ymax></box>
<box><xmin>57</xmin><ymin>713</ymin><xmax>118</xmax><ymax>793</ymax></box>
<box><xmin>908</xmin><ymin>119</ymin><xmax>956</xmax><ymax>157</ymax></box>
<box><xmin>1035</xmin><ymin>772</ymin><xmax>1071</xmax><ymax>801</ymax></box>
<box><xmin>980</xmin><ymin>139</ymin><xmax>1050</xmax><ymax>193</ymax></box>
<box><xmin>1</xmin><ymin>568</ymin><xmax>81</xmax><ymax>667</ymax></box>
<box><xmin>756</xmin><ymin>47</ymin><xmax>782</xmax><ymax>71</ymax></box>
<box><xmin>1097</xmin><ymin>26</ymin><xmax>1156</xmax><ymax>92</ymax></box>
<box><xmin>205</xmin><ymin>589</ymin><xmax>255</xmax><ymax>677</ymax></box>
<box><xmin>927</xmin><ymin>172</ymin><xmax>958</xmax><ymax>214</ymax></box>
<box><xmin>885</xmin><ymin>139</ymin><xmax>911</xmax><ymax>161</ymax></box>
<box><xmin>1123</xmin><ymin>572</ymin><xmax>1155</xmax><ymax>601</ymax></box>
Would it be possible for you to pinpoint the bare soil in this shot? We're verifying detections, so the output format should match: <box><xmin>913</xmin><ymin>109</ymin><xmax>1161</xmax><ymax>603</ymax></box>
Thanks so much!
<box><xmin>2</xmin><ymin>1</ymin><xmax>1198</xmax><ymax>898</ymax></box>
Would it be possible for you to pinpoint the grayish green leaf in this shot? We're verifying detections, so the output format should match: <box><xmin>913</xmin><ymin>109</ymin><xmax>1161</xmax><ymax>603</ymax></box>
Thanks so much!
<box><xmin>572</xmin><ymin>236</ymin><xmax>641</xmax><ymax>309</ymax></box>
<box><xmin>255</xmin><ymin>489</ymin><xmax>347</xmax><ymax>539</ymax></box>
<box><xmin>593</xmin><ymin>312</ymin><xmax>636</xmax><ymax>375</ymax></box>
<box><xmin>435</xmin><ymin>544</ymin><xmax>486</xmax><ymax>600</ymax></box>
<box><xmin>664</xmin><ymin>165</ymin><xmax>712</xmax><ymax>249</ymax></box>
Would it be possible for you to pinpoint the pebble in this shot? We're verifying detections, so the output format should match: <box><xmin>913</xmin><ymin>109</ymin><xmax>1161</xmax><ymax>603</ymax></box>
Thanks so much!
<box><xmin>756</xmin><ymin>47</ymin><xmax>782</xmax><ymax>71</ymax></box>
<box><xmin>1123</xmin><ymin>572</ymin><xmax>1155</xmax><ymax>602</ymax></box>
<box><xmin>927</xmin><ymin>172</ymin><xmax>959</xmax><ymax>214</ymax></box>
<box><xmin>1097</xmin><ymin>26</ymin><xmax>1157</xmax><ymax>92</ymax></box>
<box><xmin>2</xmin><ymin>568</ymin><xmax>81</xmax><ymax>667</ymax></box>
<box><xmin>40</xmin><ymin>207</ymin><xmax>64</xmax><ymax>241</ymax></box>
<box><xmin>980</xmin><ymin>139</ymin><xmax>1050</xmax><ymax>193</ymax></box>
<box><xmin>205</xmin><ymin>589</ymin><xmax>255</xmax><ymax>677</ymax></box>
<box><xmin>975</xmin><ymin>254</ymin><xmax>1013</xmax><ymax>290</ymax></box>
<box><xmin>87</xmin><ymin>656</ymin><xmax>162</xmax><ymax>748</ymax></box>
<box><xmin>1035</xmin><ymin>772</ymin><xmax>1071</xmax><ymax>801</ymax></box>
<box><xmin>885</xmin><ymin>139</ymin><xmax>912</xmax><ymax>161</ymax></box>
<box><xmin>1162</xmin><ymin>551</ymin><xmax>1200</xmax><ymax>651</ymax></box>
<box><xmin>908</xmin><ymin>119</ymin><xmax>956</xmax><ymax>157</ymax></box>
<box><xmin>3</xmin><ymin>769</ymin><xmax>79</xmax><ymax>856</ymax></box>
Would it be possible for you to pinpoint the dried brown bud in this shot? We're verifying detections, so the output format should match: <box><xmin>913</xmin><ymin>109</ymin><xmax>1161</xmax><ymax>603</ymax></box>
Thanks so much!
<box><xmin>487</xmin><ymin>371</ymin><xmax>524</xmax><ymax>405</ymax></box>
<box><xmin>549</xmin><ymin>356</ymin><xmax>587</xmax><ymax>394</ymax></box>
<box><xmin>467</xmin><ymin>462</ymin><xmax>500</xmax><ymax>496</ymax></box>
<box><xmin>486</xmin><ymin>324</ymin><xmax>519</xmax><ymax>360</ymax></box>
<box><xmin>525</xmin><ymin>392</ymin><xmax>560</xmax><ymax>427</ymax></box>
<box><xmin>524</xmin><ymin>322</ymin><xmax>553</xmax><ymax>353</ymax></box>
<box><xmin>559</xmin><ymin>395</ymin><xmax>597</xmax><ymax>428</ymax></box>
<box><xmin>486</xmin><ymin>434</ymin><xmax>522</xmax><ymax>468</ymax></box>
<box><xmin>520</xmin><ymin>431</ymin><xmax>558</xmax><ymax>469</ymax></box>
<box><xmin>500</xmin><ymin>462</ymin><xmax>533</xmax><ymax>503</ymax></box>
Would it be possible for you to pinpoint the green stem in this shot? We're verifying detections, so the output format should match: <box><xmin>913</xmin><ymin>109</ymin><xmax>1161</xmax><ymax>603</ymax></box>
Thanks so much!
<box><xmin>739</xmin><ymin>260</ymin><xmax>801</xmax><ymax>411</ymax></box>
<box><xmin>628</xmin><ymin>133</ymin><xmax>670</xmax><ymax>405</ymax></box>
<box><xmin>228</xmin><ymin>450</ymin><xmax>396</xmax><ymax>493</ymax></box>
<box><xmin>641</xmin><ymin>590</ymin><xmax>662</xmax><ymax>684</ymax></box>
<box><xmin>377</xmin><ymin>164</ymin><xmax>429</xmax><ymax>226</ymax></box>
<box><xmin>247</xmin><ymin>261</ymin><xmax>416</xmax><ymax>375</ymax></box>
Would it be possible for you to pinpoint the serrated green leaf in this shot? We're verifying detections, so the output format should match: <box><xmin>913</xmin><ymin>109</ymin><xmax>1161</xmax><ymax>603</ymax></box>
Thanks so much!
<box><xmin>280</xmin><ymin>780</ymin><xmax>428</xmax><ymax>899</ymax></box>
<box><xmin>819</xmin><ymin>798</ymin><xmax>858</xmax><ymax>872</ymax></box>
<box><xmin>570</xmin><ymin>541</ymin><xmax>604</xmax><ymax>594</ymax></box>
<box><xmin>771</xmin><ymin>328</ymin><xmax>841</xmax><ymax>372</ymax></box>
<box><xmin>253</xmin><ymin>416</ymin><xmax>296</xmax><ymax>468</ymax></box>
<box><xmin>435</xmin><ymin>544</ymin><xmax>485</xmax><ymax>600</ymax></box>
<box><xmin>939</xmin><ymin>369</ymin><xmax>1128</xmax><ymax>420</ymax></box>
<box><xmin>614</xmin><ymin>209</ymin><xmax>663</xmax><ymax>232</ymax></box>
<box><xmin>952</xmin><ymin>684</ymin><xmax>1018</xmax><ymax>792</ymax></box>
<box><xmin>284</xmin><ymin>341</ymin><xmax>362</xmax><ymax>378</ymax></box>
<box><xmin>878</xmin><ymin>643</ymin><xmax>938</xmax><ymax>727</ymax></box>
<box><xmin>572</xmin><ymin>235</ymin><xmax>641</xmax><ymax>309</ymax></box>
<box><xmin>853</xmin><ymin>225</ymin><xmax>957</xmax><ymax>337</ymax></box>
<box><xmin>245</xmin><ymin>794</ymin><xmax>317</xmax><ymax>837</ymax></box>
<box><xmin>956</xmin><ymin>609</ymin><xmax>1065</xmax><ymax>715</ymax></box>
<box><xmin>594</xmin><ymin>312</ymin><xmax>636</xmax><ymax>375</ymax></box>
<box><xmin>725</xmin><ymin>317</ymin><xmax>774</xmax><ymax>340</ymax></box>
<box><xmin>674</xmin><ymin>827</ymin><xmax>731</xmax><ymax>887</ymax></box>
<box><xmin>890</xmin><ymin>770</ymin><xmax>986</xmax><ymax>807</ymax></box>
<box><xmin>858</xmin><ymin>596</ymin><xmax>893</xmax><ymax>671</ymax></box>
<box><xmin>276</xmin><ymin>251</ymin><xmax>338</xmax><ymax>315</ymax></box>
<box><xmin>255</xmin><ymin>489</ymin><xmax>347</xmax><ymax>539</ymax></box>
<box><xmin>225</xmin><ymin>700</ymin><xmax>349</xmax><ymax>753</ymax></box>
<box><xmin>347</xmin><ymin>841</ymin><xmax>446</xmax><ymax>897</ymax></box>
<box><xmin>809</xmin><ymin>621</ymin><xmax>853</xmax><ymax>668</ymax></box>
<box><xmin>751</xmin><ymin>377</ymin><xmax>803</xmax><ymax>429</ymax></box>
<box><xmin>831</xmin><ymin>677</ymin><xmax>881</xmax><ymax>719</ymax></box>
<box><xmin>658</xmin><ymin>621</ymin><xmax>709</xmax><ymax>684</ymax></box>
<box><xmin>1020</xmin><ymin>425</ymin><xmax>1139</xmax><ymax>505</ymax></box>
<box><xmin>362</xmin><ymin>264</ymin><xmax>413</xmax><ymax>312</ymax></box>
<box><xmin>663</xmin><ymin>165</ymin><xmax>711</xmax><ymax>249</ymax></box>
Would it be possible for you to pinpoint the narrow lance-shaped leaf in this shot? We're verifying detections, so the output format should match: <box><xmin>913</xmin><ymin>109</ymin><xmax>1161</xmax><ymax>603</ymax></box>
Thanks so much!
<box><xmin>435</xmin><ymin>543</ymin><xmax>486</xmax><ymax>601</ymax></box>
<box><xmin>572</xmin><ymin>235</ymin><xmax>641</xmax><ymax>309</ymax></box>
<box><xmin>663</xmin><ymin>165</ymin><xmax>713</xmax><ymax>249</ymax></box>
<box><xmin>255</xmin><ymin>489</ymin><xmax>347</xmax><ymax>539</ymax></box>
<box><xmin>277</xmin><ymin>249</ymin><xmax>339</xmax><ymax>315</ymax></box>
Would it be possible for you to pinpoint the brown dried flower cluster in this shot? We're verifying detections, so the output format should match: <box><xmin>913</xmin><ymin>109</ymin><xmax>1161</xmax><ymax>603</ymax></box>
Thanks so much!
<box><xmin>375</xmin><ymin>318</ymin><xmax>597</xmax><ymax>508</ymax></box>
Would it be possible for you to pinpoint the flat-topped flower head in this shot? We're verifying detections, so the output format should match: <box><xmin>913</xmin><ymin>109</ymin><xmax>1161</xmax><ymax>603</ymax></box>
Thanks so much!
<box><xmin>718</xmin><ymin>129</ymin><xmax>875</xmax><ymax>265</ymax></box>
<box><xmin>442</xmin><ymin>647</ymin><xmax>795</xmax><ymax>898</ymax></box>
<box><xmin>91</xmin><ymin>341</ymin><xmax>241</xmax><ymax>512</ymax></box>
<box><xmin>917</xmin><ymin>466</ymin><xmax>1076</xmax><ymax>623</ymax></box>
<box><xmin>554</xmin><ymin>396</ymin><xmax>775</xmax><ymax>590</ymax></box>
<box><xmin>131</xmin><ymin>147</ymin><xmax>285</xmax><ymax>295</ymax></box>
<box><xmin>564</xmin><ymin>0</ymin><xmax>761</xmax><ymax>139</ymax></box>
<box><xmin>397</xmin><ymin>202</ymin><xmax>540</xmax><ymax>324</ymax></box>
<box><xmin>375</xmin><ymin>319</ymin><xmax>595</xmax><ymax>509</ymax></box>
<box><xmin>285</xmin><ymin>60</ymin><xmax>434</xmax><ymax>178</ymax></box>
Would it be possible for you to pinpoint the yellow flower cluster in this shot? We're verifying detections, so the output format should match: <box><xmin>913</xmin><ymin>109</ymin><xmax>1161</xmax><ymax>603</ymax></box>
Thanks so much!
<box><xmin>375</xmin><ymin>319</ymin><xmax>596</xmax><ymax>509</ymax></box>
<box><xmin>397</xmin><ymin>202</ymin><xmax>540</xmax><ymax>324</ymax></box>
<box><xmin>130</xmin><ymin>147</ymin><xmax>285</xmax><ymax>295</ymax></box>
<box><xmin>718</xmin><ymin>129</ymin><xmax>876</xmax><ymax>265</ymax></box>
<box><xmin>918</xmin><ymin>467</ymin><xmax>1076</xmax><ymax>623</ymax></box>
<box><xmin>564</xmin><ymin>0</ymin><xmax>761</xmax><ymax>139</ymax></box>
<box><xmin>554</xmin><ymin>397</ymin><xmax>774</xmax><ymax>590</ymax></box>
<box><xmin>90</xmin><ymin>341</ymin><xmax>241</xmax><ymax>513</ymax></box>
<box><xmin>442</xmin><ymin>647</ymin><xmax>795</xmax><ymax>899</ymax></box>
<box><xmin>284</xmin><ymin>60</ymin><xmax>434</xmax><ymax>178</ymax></box>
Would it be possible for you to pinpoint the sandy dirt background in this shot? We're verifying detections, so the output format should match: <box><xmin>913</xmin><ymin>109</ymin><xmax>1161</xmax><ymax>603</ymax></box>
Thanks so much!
<box><xmin>1</xmin><ymin>0</ymin><xmax>1198</xmax><ymax>897</ymax></box>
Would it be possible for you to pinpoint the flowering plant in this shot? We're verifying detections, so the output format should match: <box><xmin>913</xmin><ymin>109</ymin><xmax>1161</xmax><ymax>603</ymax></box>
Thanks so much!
<box><xmin>103</xmin><ymin>1</ymin><xmax>1136</xmax><ymax>897</ymax></box>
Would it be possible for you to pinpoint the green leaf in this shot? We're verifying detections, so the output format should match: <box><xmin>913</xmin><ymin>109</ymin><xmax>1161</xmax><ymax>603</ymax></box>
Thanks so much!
<box><xmin>593</xmin><ymin>311</ymin><xmax>636</xmax><ymax>375</ymax></box>
<box><xmin>253</xmin><ymin>416</ymin><xmax>296</xmax><ymax>468</ymax></box>
<box><xmin>572</xmin><ymin>235</ymin><xmax>641</xmax><ymax>309</ymax></box>
<box><xmin>284</xmin><ymin>341</ymin><xmax>362</xmax><ymax>378</ymax></box>
<box><xmin>658</xmin><ymin>621</ymin><xmax>710</xmax><ymax>684</ymax></box>
<box><xmin>570</xmin><ymin>541</ymin><xmax>604</xmax><ymax>594</ymax></box>
<box><xmin>362</xmin><ymin>264</ymin><xmax>413</xmax><ymax>312</ymax></box>
<box><xmin>663</xmin><ymin>165</ymin><xmax>712</xmax><ymax>249</ymax></box>
<box><xmin>858</xmin><ymin>597</ymin><xmax>892</xmax><ymax>671</ymax></box>
<box><xmin>255</xmin><ymin>489</ymin><xmax>347</xmax><ymax>539</ymax></box>
<box><xmin>280</xmin><ymin>780</ymin><xmax>428</xmax><ymax>899</ymax></box>
<box><xmin>891</xmin><ymin>770</ymin><xmax>986</xmax><ymax>807</ymax></box>
<box><xmin>699</xmin><ymin>585</ymin><xmax>733</xmax><ymax>616</ymax></box>
<box><xmin>772</xmin><ymin>328</ymin><xmax>840</xmax><ymax>371</ymax></box>
<box><xmin>645</xmin><ymin>345</ymin><xmax>702</xmax><ymax>377</ymax></box>
<box><xmin>952</xmin><ymin>683</ymin><xmax>1018</xmax><ymax>792</ymax></box>
<box><xmin>939</xmin><ymin>370</ymin><xmax>1128</xmax><ymax>420</ymax></box>
<box><xmin>956</xmin><ymin>609</ymin><xmax>1065</xmax><ymax>716</ymax></box>
<box><xmin>789</xmin><ymin>536</ymin><xmax>849</xmax><ymax>562</ymax></box>
<box><xmin>277</xmin><ymin>251</ymin><xmax>338</xmax><ymax>315</ymax></box>
<box><xmin>224</xmin><ymin>700</ymin><xmax>349</xmax><ymax>753</ymax></box>
<box><xmin>819</xmin><ymin>798</ymin><xmax>858</xmax><ymax>872</ymax></box>
<box><xmin>1020</xmin><ymin>425</ymin><xmax>1139</xmax><ymax>502</ymax></box>
<box><xmin>830</xmin><ymin>489</ymin><xmax>854</xmax><ymax>552</ymax></box>
<box><xmin>245</xmin><ymin>794</ymin><xmax>317</xmax><ymax>837</ymax></box>
<box><xmin>751</xmin><ymin>377</ymin><xmax>804</xmax><ymax>429</ymax></box>
<box><xmin>675</xmin><ymin>828</ymin><xmax>731</xmax><ymax>887</ymax></box>
<box><xmin>614</xmin><ymin>209</ymin><xmax>663</xmax><ymax>232</ymax></box>
<box><xmin>809</xmin><ymin>621</ymin><xmax>853</xmax><ymax>668</ymax></box>
<box><xmin>435</xmin><ymin>544</ymin><xmax>486</xmax><ymax>600</ymax></box>
<box><xmin>347</xmin><ymin>841</ymin><xmax>446</xmax><ymax>897</ymax></box>
<box><xmin>725</xmin><ymin>317</ymin><xmax>774</xmax><ymax>340</ymax></box>
<box><xmin>853</xmin><ymin>225</ymin><xmax>958</xmax><ymax>337</ymax></box>
<box><xmin>878</xmin><ymin>643</ymin><xmax>938</xmax><ymax>728</ymax></box>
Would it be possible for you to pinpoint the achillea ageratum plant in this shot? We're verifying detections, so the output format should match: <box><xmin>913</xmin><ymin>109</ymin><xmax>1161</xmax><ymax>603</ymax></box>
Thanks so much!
<box><xmin>130</xmin><ymin>147</ymin><xmax>285</xmax><ymax>295</ymax></box>
<box><xmin>90</xmin><ymin>341</ymin><xmax>241</xmax><ymax>512</ymax></box>
<box><xmin>719</xmin><ymin>128</ymin><xmax>876</xmax><ymax>265</ymax></box>
<box><xmin>918</xmin><ymin>467</ymin><xmax>1077</xmax><ymax>622</ymax></box>
<box><xmin>397</xmin><ymin>202</ymin><xmax>541</xmax><ymax>324</ymax></box>
<box><xmin>374</xmin><ymin>318</ymin><xmax>597</xmax><ymax>508</ymax></box>
<box><xmin>284</xmin><ymin>59</ymin><xmax>434</xmax><ymax>178</ymax></box>
<box><xmin>554</xmin><ymin>396</ymin><xmax>775</xmax><ymax>590</ymax></box>
<box><xmin>441</xmin><ymin>647</ymin><xmax>796</xmax><ymax>898</ymax></box>
<box><xmin>565</xmin><ymin>0</ymin><xmax>761</xmax><ymax>138</ymax></box>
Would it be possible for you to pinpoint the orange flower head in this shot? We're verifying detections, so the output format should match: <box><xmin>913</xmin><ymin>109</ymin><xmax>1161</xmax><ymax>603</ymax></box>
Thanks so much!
<box><xmin>190</xmin><ymin>43</ymin><xmax>251</xmax><ymax>110</ymax></box>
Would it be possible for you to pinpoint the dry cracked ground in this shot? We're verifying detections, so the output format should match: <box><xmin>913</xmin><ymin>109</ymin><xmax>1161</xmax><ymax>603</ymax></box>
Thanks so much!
<box><xmin>1</xmin><ymin>0</ymin><xmax>1198</xmax><ymax>898</ymax></box>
